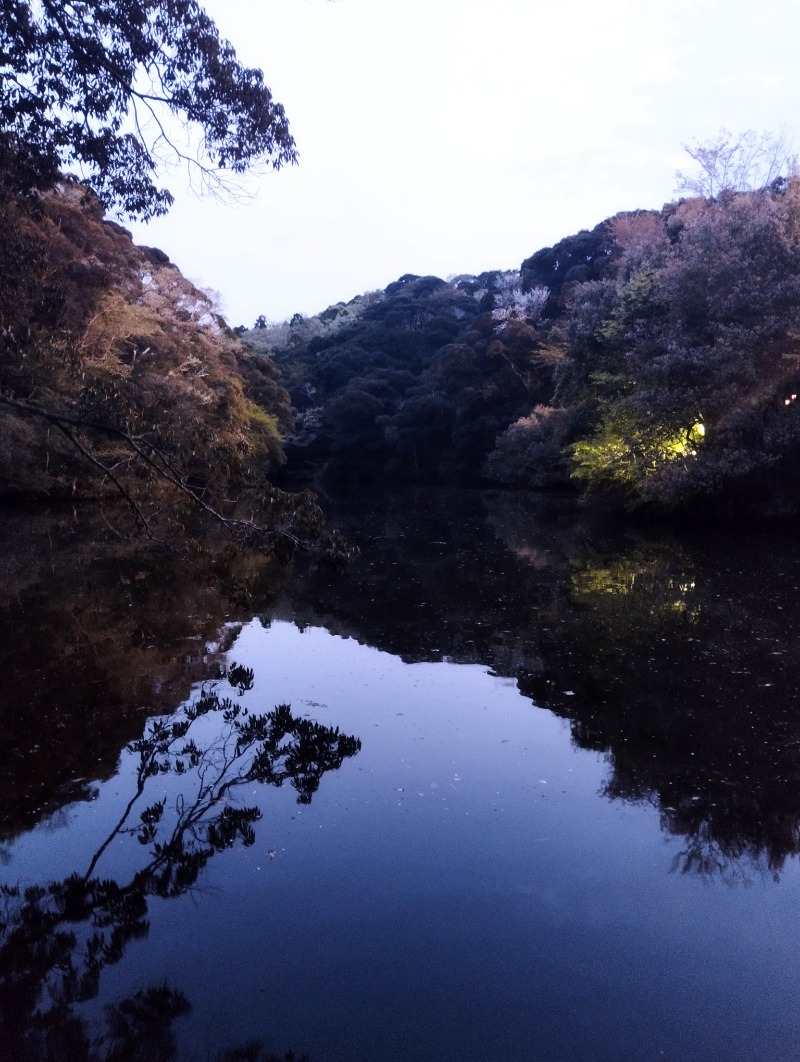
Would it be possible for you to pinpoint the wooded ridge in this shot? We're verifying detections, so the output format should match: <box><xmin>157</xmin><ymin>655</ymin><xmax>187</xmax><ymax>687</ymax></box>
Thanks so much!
<box><xmin>4</xmin><ymin>170</ymin><xmax>800</xmax><ymax>526</ymax></box>
<box><xmin>243</xmin><ymin>179</ymin><xmax>800</xmax><ymax>520</ymax></box>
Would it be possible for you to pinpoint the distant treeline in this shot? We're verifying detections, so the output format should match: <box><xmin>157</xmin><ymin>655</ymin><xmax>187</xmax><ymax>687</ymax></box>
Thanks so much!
<box><xmin>243</xmin><ymin>179</ymin><xmax>800</xmax><ymax>519</ymax></box>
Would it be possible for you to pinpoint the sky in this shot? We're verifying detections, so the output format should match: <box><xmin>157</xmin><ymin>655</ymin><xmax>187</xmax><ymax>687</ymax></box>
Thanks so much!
<box><xmin>126</xmin><ymin>0</ymin><xmax>800</xmax><ymax>328</ymax></box>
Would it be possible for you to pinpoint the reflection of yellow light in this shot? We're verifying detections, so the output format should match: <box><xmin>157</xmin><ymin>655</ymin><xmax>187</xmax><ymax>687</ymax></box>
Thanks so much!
<box><xmin>694</xmin><ymin>422</ymin><xmax>705</xmax><ymax>436</ymax></box>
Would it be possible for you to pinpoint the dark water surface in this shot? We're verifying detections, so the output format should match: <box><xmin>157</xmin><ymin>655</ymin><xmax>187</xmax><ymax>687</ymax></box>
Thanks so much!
<box><xmin>2</xmin><ymin>490</ymin><xmax>800</xmax><ymax>1061</ymax></box>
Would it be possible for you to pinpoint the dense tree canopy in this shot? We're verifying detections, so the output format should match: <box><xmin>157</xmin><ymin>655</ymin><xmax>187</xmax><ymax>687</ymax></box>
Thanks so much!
<box><xmin>0</xmin><ymin>0</ymin><xmax>297</xmax><ymax>217</ymax></box>
<box><xmin>242</xmin><ymin>271</ymin><xmax>556</xmax><ymax>483</ymax></box>
<box><xmin>555</xmin><ymin>183</ymin><xmax>800</xmax><ymax>515</ymax></box>
<box><xmin>0</xmin><ymin>173</ymin><xmax>352</xmax><ymax>558</ymax></box>
<box><xmin>242</xmin><ymin>152</ymin><xmax>800</xmax><ymax>519</ymax></box>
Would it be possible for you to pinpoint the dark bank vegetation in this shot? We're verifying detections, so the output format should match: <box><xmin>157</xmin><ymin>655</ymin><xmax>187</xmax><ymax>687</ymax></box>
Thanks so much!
<box><xmin>245</xmin><ymin>133</ymin><xmax>800</xmax><ymax>520</ymax></box>
<box><xmin>0</xmin><ymin>0</ymin><xmax>353</xmax><ymax>560</ymax></box>
<box><xmin>0</xmin><ymin>175</ymin><xmax>349</xmax><ymax>555</ymax></box>
<box><xmin>3</xmin><ymin>0</ymin><xmax>800</xmax><ymax>532</ymax></box>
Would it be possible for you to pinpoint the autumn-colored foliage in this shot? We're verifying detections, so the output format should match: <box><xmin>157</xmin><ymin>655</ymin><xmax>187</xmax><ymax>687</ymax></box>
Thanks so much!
<box><xmin>0</xmin><ymin>176</ymin><xmax>320</xmax><ymax>548</ymax></box>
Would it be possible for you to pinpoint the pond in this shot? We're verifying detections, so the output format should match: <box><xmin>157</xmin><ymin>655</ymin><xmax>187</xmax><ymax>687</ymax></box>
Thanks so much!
<box><xmin>2</xmin><ymin>489</ymin><xmax>800</xmax><ymax>1061</ymax></box>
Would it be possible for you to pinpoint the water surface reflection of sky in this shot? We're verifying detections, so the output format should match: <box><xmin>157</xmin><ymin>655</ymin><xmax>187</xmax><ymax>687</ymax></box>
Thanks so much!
<box><xmin>4</xmin><ymin>491</ymin><xmax>800</xmax><ymax>1062</ymax></box>
<box><xmin>8</xmin><ymin>619</ymin><xmax>798</xmax><ymax>1062</ymax></box>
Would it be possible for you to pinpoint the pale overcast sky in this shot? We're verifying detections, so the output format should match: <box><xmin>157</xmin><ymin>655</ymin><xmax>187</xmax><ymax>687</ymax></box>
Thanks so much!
<box><xmin>127</xmin><ymin>0</ymin><xmax>800</xmax><ymax>328</ymax></box>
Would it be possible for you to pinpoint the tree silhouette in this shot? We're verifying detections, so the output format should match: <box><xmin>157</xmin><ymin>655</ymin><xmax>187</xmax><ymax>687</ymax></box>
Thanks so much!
<box><xmin>0</xmin><ymin>0</ymin><xmax>297</xmax><ymax>218</ymax></box>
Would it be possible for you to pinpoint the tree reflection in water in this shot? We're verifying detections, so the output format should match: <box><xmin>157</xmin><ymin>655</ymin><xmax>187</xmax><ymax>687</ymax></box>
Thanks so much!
<box><xmin>4</xmin><ymin>488</ymin><xmax>800</xmax><ymax>1061</ymax></box>
<box><xmin>0</xmin><ymin>502</ymin><xmax>301</xmax><ymax>844</ymax></box>
<box><xmin>0</xmin><ymin>666</ymin><xmax>359</xmax><ymax>1060</ymax></box>
<box><xmin>498</xmin><ymin>525</ymin><xmax>800</xmax><ymax>884</ymax></box>
<box><xmin>284</xmin><ymin>488</ymin><xmax>800</xmax><ymax>884</ymax></box>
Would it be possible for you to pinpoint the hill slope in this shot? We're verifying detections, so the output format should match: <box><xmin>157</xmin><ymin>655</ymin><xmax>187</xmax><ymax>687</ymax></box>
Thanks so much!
<box><xmin>243</xmin><ymin>184</ymin><xmax>800</xmax><ymax>519</ymax></box>
<box><xmin>0</xmin><ymin>177</ymin><xmax>340</xmax><ymax>551</ymax></box>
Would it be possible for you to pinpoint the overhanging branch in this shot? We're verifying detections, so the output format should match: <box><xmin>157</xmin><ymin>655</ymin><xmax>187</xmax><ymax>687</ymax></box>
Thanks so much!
<box><xmin>0</xmin><ymin>394</ymin><xmax>305</xmax><ymax>549</ymax></box>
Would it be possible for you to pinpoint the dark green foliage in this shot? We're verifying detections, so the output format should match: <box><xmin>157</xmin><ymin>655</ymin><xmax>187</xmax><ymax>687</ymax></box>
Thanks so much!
<box><xmin>243</xmin><ymin>272</ymin><xmax>556</xmax><ymax>484</ymax></box>
<box><xmin>242</xmin><ymin>175</ymin><xmax>800</xmax><ymax>518</ymax></box>
<box><xmin>489</xmin><ymin>185</ymin><xmax>800</xmax><ymax>514</ymax></box>
<box><xmin>382</xmin><ymin>392</ymin><xmax>455</xmax><ymax>479</ymax></box>
<box><xmin>483</xmin><ymin>405</ymin><xmax>574</xmax><ymax>487</ymax></box>
<box><xmin>520</xmin><ymin>218</ymin><xmax>617</xmax><ymax>316</ymax></box>
<box><xmin>562</xmin><ymin>186</ymin><xmax>800</xmax><ymax>514</ymax></box>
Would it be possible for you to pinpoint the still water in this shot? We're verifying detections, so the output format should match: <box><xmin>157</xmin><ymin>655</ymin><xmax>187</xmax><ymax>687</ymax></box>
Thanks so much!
<box><xmin>1</xmin><ymin>489</ymin><xmax>800</xmax><ymax>1061</ymax></box>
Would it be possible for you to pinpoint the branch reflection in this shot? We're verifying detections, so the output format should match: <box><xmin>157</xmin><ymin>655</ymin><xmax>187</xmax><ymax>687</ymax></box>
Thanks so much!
<box><xmin>285</xmin><ymin>488</ymin><xmax>800</xmax><ymax>882</ymax></box>
<box><xmin>0</xmin><ymin>666</ymin><xmax>360</xmax><ymax>1058</ymax></box>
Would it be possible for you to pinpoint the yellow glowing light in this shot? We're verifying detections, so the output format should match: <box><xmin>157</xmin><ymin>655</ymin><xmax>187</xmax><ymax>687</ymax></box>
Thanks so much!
<box><xmin>694</xmin><ymin>422</ymin><xmax>705</xmax><ymax>436</ymax></box>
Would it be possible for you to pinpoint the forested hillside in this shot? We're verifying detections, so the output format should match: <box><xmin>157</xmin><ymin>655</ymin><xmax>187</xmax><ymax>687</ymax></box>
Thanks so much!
<box><xmin>0</xmin><ymin>178</ymin><xmax>287</xmax><ymax>489</ymax></box>
<box><xmin>0</xmin><ymin>176</ymin><xmax>343</xmax><ymax>553</ymax></box>
<box><xmin>0</xmin><ymin>0</ymin><xmax>353</xmax><ymax>557</ymax></box>
<box><xmin>241</xmin><ymin>267</ymin><xmax>558</xmax><ymax>484</ymax></box>
<box><xmin>3</xmin><ymin>3</ymin><xmax>799</xmax><ymax>527</ymax></box>
<box><xmin>244</xmin><ymin>178</ymin><xmax>800</xmax><ymax>519</ymax></box>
